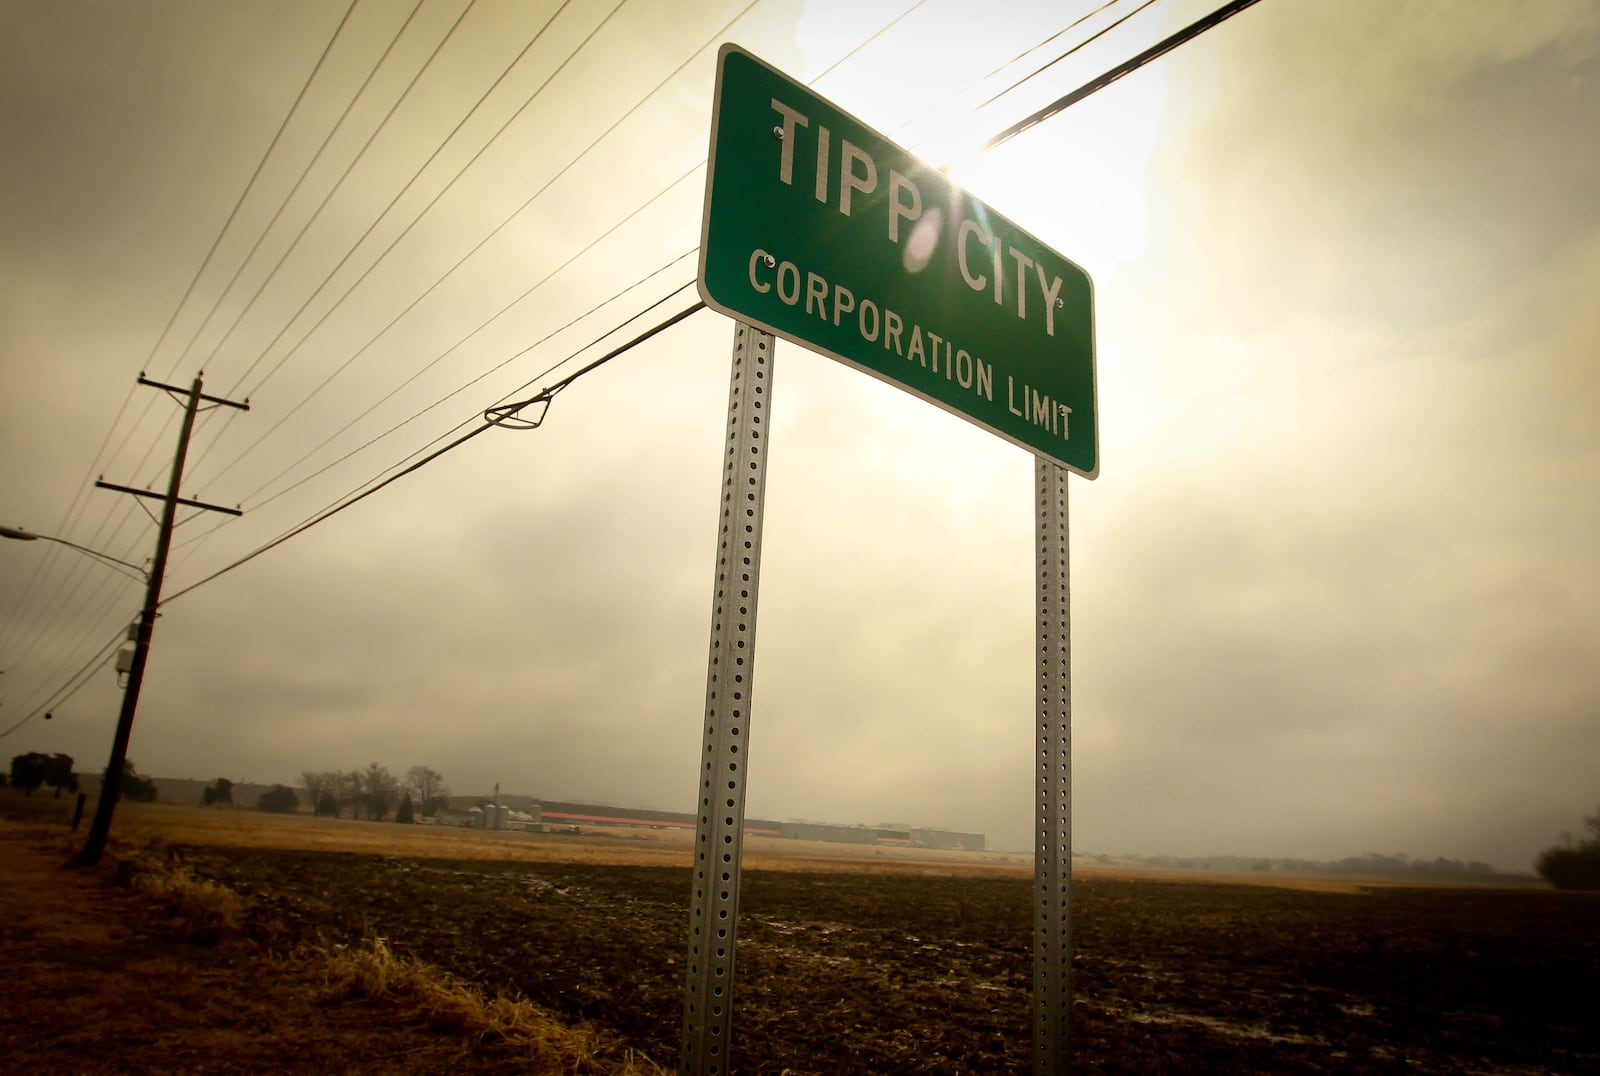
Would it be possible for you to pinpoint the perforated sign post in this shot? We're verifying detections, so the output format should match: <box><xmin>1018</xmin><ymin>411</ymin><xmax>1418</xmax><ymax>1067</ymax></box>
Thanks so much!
<box><xmin>684</xmin><ymin>43</ymin><xmax>1093</xmax><ymax>1075</ymax></box>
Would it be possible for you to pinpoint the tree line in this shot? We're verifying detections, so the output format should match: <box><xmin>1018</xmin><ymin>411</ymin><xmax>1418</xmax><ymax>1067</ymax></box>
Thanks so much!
<box><xmin>6</xmin><ymin>753</ymin><xmax>159</xmax><ymax>803</ymax></box>
<box><xmin>299</xmin><ymin>764</ymin><xmax>449</xmax><ymax>822</ymax></box>
<box><xmin>1113</xmin><ymin>850</ymin><xmax>1508</xmax><ymax>878</ymax></box>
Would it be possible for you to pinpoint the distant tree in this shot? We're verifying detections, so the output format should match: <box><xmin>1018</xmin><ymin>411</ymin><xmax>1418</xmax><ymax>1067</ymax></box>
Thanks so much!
<box><xmin>361</xmin><ymin>762</ymin><xmax>398</xmax><ymax>821</ymax></box>
<box><xmin>118</xmin><ymin>760</ymin><xmax>158</xmax><ymax>803</ymax></box>
<box><xmin>257</xmin><ymin>784</ymin><xmax>299</xmax><ymax>814</ymax></box>
<box><xmin>1534</xmin><ymin>806</ymin><xmax>1600</xmax><ymax>891</ymax></box>
<box><xmin>1529</xmin><ymin>807</ymin><xmax>1600</xmax><ymax>890</ymax></box>
<box><xmin>42</xmin><ymin>754</ymin><xmax>78</xmax><ymax>798</ymax></box>
<box><xmin>202</xmin><ymin>777</ymin><xmax>234</xmax><ymax>808</ymax></box>
<box><xmin>394</xmin><ymin>791</ymin><xmax>415</xmax><ymax>824</ymax></box>
<box><xmin>339</xmin><ymin>770</ymin><xmax>365</xmax><ymax>817</ymax></box>
<box><xmin>302</xmin><ymin>771</ymin><xmax>341</xmax><ymax>816</ymax></box>
<box><xmin>405</xmin><ymin>765</ymin><xmax>449</xmax><ymax>816</ymax></box>
<box><xmin>1536</xmin><ymin>846</ymin><xmax>1600</xmax><ymax>890</ymax></box>
<box><xmin>9</xmin><ymin>753</ymin><xmax>48</xmax><ymax>796</ymax></box>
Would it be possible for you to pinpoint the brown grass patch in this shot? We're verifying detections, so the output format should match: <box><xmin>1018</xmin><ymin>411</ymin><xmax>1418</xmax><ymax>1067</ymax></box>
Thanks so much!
<box><xmin>0</xmin><ymin>801</ymin><xmax>668</xmax><ymax>1074</ymax></box>
<box><xmin>319</xmin><ymin>935</ymin><xmax>665</xmax><ymax>1074</ymax></box>
<box><xmin>128</xmin><ymin>860</ymin><xmax>247</xmax><ymax>940</ymax></box>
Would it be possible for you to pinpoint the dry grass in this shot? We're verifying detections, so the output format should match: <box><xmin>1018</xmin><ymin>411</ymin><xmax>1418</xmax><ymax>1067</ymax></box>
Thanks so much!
<box><xmin>319</xmin><ymin>935</ymin><xmax>666</xmax><ymax>1074</ymax></box>
<box><xmin>128</xmin><ymin>860</ymin><xmax>248</xmax><ymax>940</ymax></box>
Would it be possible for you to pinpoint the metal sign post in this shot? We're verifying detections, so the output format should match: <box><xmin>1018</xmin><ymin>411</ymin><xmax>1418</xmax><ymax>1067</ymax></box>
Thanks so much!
<box><xmin>1034</xmin><ymin>457</ymin><xmax>1073</xmax><ymax>1073</ymax></box>
<box><xmin>681</xmin><ymin>322</ymin><xmax>775</xmax><ymax>1075</ymax></box>
<box><xmin>693</xmin><ymin>45</ymin><xmax>1093</xmax><ymax>1074</ymax></box>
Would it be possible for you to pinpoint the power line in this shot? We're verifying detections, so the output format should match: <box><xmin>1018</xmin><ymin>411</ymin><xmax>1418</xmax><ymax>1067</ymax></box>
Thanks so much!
<box><xmin>180</xmin><ymin>0</ymin><xmax>1272</xmax><ymax>591</ymax></box>
<box><xmin>970</xmin><ymin>0</ymin><xmax>1161</xmax><ymax>115</ymax></box>
<box><xmin>188</xmin><ymin>0</ymin><xmax>630</xmax><ymax>492</ymax></box>
<box><xmin>150</xmin><ymin>0</ymin><xmax>364</xmax><ymax>385</ymax></box>
<box><xmin>196</xmin><ymin>0</ymin><xmax>920</xmax><ymax>509</ymax></box>
<box><xmin>241</xmin><ymin>241</ymin><xmax>701</xmax><ymax>511</ymax></box>
<box><xmin>162</xmin><ymin>248</ymin><xmax>700</xmax><ymax>576</ymax></box>
<box><xmin>163</xmin><ymin>0</ymin><xmax>432</xmax><ymax>388</ymax></box>
<box><xmin>162</xmin><ymin>6</ymin><xmax>1173</xmax><ymax>596</ymax></box>
<box><xmin>161</xmin><ymin>300</ymin><xmax>706</xmax><ymax>607</ymax></box>
<box><xmin>11</xmin><ymin>4</ymin><xmax>1262</xmax><ymax>723</ymax></box>
<box><xmin>980</xmin><ymin>0</ymin><xmax>1267</xmax><ymax>154</ymax></box>
<box><xmin>977</xmin><ymin>0</ymin><xmax>1128</xmax><ymax>84</ymax></box>
<box><xmin>194</xmin><ymin>0</ymin><xmax>479</xmax><ymax>396</ymax></box>
<box><xmin>134</xmin><ymin>0</ymin><xmax>428</xmax><ymax>494</ymax></box>
<box><xmin>0</xmin><ymin>628</ymin><xmax>125</xmax><ymax>740</ymax></box>
<box><xmin>210</xmin><ymin>0</ymin><xmax>577</xmax><ymax>408</ymax></box>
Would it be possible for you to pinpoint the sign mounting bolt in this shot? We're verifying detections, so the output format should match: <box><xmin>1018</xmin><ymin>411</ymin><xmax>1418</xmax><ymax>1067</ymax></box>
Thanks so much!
<box><xmin>772</xmin><ymin>125</ymin><xmax>784</xmax><ymax>139</ymax></box>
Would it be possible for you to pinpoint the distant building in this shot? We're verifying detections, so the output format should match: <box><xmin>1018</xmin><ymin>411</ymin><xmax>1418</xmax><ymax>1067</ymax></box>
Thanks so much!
<box><xmin>526</xmin><ymin>799</ymin><xmax>984</xmax><ymax>850</ymax></box>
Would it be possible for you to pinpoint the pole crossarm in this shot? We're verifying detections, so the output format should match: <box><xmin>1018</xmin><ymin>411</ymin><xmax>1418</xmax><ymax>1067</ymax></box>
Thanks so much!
<box><xmin>93</xmin><ymin>480</ymin><xmax>242</xmax><ymax>517</ymax></box>
<box><xmin>137</xmin><ymin>374</ymin><xmax>251</xmax><ymax>410</ymax></box>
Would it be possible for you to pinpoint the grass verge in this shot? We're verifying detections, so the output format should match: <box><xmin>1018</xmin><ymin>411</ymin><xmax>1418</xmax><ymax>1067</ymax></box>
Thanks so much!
<box><xmin>319</xmin><ymin>934</ymin><xmax>665</xmax><ymax>1074</ymax></box>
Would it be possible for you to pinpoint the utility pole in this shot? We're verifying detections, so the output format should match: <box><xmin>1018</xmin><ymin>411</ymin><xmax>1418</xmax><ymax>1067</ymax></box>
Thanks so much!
<box><xmin>77</xmin><ymin>374</ymin><xmax>246</xmax><ymax>866</ymax></box>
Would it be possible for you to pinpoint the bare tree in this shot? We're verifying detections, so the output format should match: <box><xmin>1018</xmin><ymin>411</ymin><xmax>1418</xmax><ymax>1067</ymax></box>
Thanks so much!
<box><xmin>362</xmin><ymin>762</ymin><xmax>399</xmax><ymax>821</ymax></box>
<box><xmin>405</xmin><ymin>765</ymin><xmax>449</xmax><ymax>816</ymax></box>
<box><xmin>339</xmin><ymin>770</ymin><xmax>365</xmax><ymax>817</ymax></box>
<box><xmin>302</xmin><ymin>771</ymin><xmax>337</xmax><ymax>816</ymax></box>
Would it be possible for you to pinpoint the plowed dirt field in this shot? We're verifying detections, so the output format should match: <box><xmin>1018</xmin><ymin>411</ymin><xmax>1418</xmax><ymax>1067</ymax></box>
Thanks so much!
<box><xmin>169</xmin><ymin>838</ymin><xmax>1596</xmax><ymax>1074</ymax></box>
<box><xmin>6</xmin><ymin>799</ymin><xmax>1596</xmax><ymax>1073</ymax></box>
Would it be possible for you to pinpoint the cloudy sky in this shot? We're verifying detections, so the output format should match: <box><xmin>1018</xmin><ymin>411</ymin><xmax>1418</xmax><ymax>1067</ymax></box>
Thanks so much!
<box><xmin>3</xmin><ymin>0</ymin><xmax>1596</xmax><ymax>872</ymax></box>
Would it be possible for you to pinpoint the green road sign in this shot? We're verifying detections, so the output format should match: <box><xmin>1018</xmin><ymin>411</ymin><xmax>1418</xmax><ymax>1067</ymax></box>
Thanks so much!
<box><xmin>699</xmin><ymin>45</ymin><xmax>1097</xmax><ymax>477</ymax></box>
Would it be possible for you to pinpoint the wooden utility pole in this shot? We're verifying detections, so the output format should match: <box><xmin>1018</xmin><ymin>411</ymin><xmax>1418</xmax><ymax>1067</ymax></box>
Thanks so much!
<box><xmin>77</xmin><ymin>374</ymin><xmax>246</xmax><ymax>866</ymax></box>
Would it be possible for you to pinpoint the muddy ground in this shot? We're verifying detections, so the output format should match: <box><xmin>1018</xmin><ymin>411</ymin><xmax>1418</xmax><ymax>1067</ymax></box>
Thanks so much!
<box><xmin>169</xmin><ymin>842</ymin><xmax>1597</xmax><ymax>1074</ymax></box>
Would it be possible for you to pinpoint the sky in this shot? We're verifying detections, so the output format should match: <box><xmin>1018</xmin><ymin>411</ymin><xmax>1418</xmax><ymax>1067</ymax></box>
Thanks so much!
<box><xmin>2</xmin><ymin>0</ymin><xmax>1597</xmax><ymax>872</ymax></box>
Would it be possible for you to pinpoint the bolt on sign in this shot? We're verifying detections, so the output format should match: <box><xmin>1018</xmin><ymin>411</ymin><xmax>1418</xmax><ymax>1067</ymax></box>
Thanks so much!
<box><xmin>699</xmin><ymin>44</ymin><xmax>1098</xmax><ymax>478</ymax></box>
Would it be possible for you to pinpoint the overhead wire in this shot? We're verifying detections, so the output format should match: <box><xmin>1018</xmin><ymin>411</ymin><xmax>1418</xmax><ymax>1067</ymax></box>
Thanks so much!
<box><xmin>165</xmin><ymin>245</ymin><xmax>700</xmax><ymax>570</ymax></box>
<box><xmin>8</xmin><ymin>5</ymin><xmax>1106</xmax><ymax>687</ymax></box>
<box><xmin>877</xmin><ymin>0</ymin><xmax>1129</xmax><ymax>147</ymax></box>
<box><xmin>228</xmin><ymin>0</ymin><xmax>726</xmax><ymax>423</ymax></box>
<box><xmin>11</xmin><ymin>1</ymin><xmax>1262</xmax><ymax>726</ymax></box>
<box><xmin>205</xmin><ymin>0</ymin><xmax>576</xmax><ymax>410</ymax></box>
<box><xmin>7</xmin><ymin>0</ymin><xmax>364</xmax><ymax>640</ymax></box>
<box><xmin>0</xmin><ymin>627</ymin><xmax>126</xmax><ymax>740</ymax></box>
<box><xmin>970</xmin><ymin>0</ymin><xmax>1161</xmax><ymax>115</ymax></box>
<box><xmin>219</xmin><ymin>0</ymin><xmax>1263</xmax><ymax>534</ymax></box>
<box><xmin>0</xmin><ymin>494</ymin><xmax>146</xmax><ymax>674</ymax></box>
<box><xmin>151</xmin><ymin>0</ymin><xmax>366</xmax><ymax>385</ymax></box>
<box><xmin>156</xmin><ymin>0</ymin><xmax>436</xmax><ymax>478</ymax></box>
<box><xmin>0</xmin><ymin>380</ymin><xmax>138</xmax><ymax>657</ymax></box>
<box><xmin>193</xmin><ymin>0</ymin><xmax>909</xmax><ymax>510</ymax></box>
<box><xmin>195</xmin><ymin>0</ymin><xmax>478</xmax><ymax>402</ymax></box>
<box><xmin>161</xmin><ymin>297</ymin><xmax>706</xmax><ymax>608</ymax></box>
<box><xmin>114</xmin><ymin>1</ymin><xmax>418</xmax><ymax>497</ymax></box>
<box><xmin>155</xmin><ymin>0</ymin><xmax>1119</xmax><ymax>596</ymax></box>
<box><xmin>188</xmin><ymin>0</ymin><xmax>628</xmax><ymax>493</ymax></box>
<box><xmin>981</xmin><ymin>0</ymin><xmax>1266</xmax><ymax>153</ymax></box>
<box><xmin>242</xmin><ymin>227</ymin><xmax>700</xmax><ymax>511</ymax></box>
